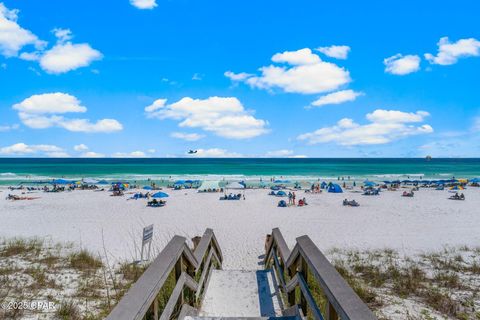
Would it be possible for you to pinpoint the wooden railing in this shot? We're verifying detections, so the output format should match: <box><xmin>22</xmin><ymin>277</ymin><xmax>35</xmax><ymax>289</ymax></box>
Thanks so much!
<box><xmin>106</xmin><ymin>228</ymin><xmax>223</xmax><ymax>320</ymax></box>
<box><xmin>265</xmin><ymin>228</ymin><xmax>377</xmax><ymax>320</ymax></box>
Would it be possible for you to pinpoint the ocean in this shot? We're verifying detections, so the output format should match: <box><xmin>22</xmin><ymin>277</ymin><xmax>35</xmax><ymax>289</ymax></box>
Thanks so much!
<box><xmin>0</xmin><ymin>158</ymin><xmax>479</xmax><ymax>185</ymax></box>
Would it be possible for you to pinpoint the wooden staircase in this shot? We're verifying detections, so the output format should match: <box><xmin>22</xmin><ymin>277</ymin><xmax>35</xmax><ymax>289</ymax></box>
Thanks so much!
<box><xmin>106</xmin><ymin>228</ymin><xmax>377</xmax><ymax>320</ymax></box>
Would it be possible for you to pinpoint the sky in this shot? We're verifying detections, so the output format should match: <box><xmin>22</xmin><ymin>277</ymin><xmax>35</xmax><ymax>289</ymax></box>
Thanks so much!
<box><xmin>0</xmin><ymin>0</ymin><xmax>479</xmax><ymax>158</ymax></box>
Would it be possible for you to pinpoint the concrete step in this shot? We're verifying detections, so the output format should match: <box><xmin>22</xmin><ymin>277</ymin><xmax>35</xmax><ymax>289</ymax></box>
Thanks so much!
<box><xmin>199</xmin><ymin>269</ymin><xmax>284</xmax><ymax>318</ymax></box>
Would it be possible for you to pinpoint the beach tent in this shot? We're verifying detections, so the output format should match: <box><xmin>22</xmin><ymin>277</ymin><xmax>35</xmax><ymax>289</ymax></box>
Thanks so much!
<box><xmin>143</xmin><ymin>186</ymin><xmax>153</xmax><ymax>190</ymax></box>
<box><xmin>198</xmin><ymin>180</ymin><xmax>220</xmax><ymax>192</ymax></box>
<box><xmin>327</xmin><ymin>183</ymin><xmax>343</xmax><ymax>193</ymax></box>
<box><xmin>174</xmin><ymin>180</ymin><xmax>186</xmax><ymax>185</ymax></box>
<box><xmin>52</xmin><ymin>179</ymin><xmax>75</xmax><ymax>185</ymax></box>
<box><xmin>276</xmin><ymin>191</ymin><xmax>287</xmax><ymax>197</ymax></box>
<box><xmin>470</xmin><ymin>178</ymin><xmax>480</xmax><ymax>183</ymax></box>
<box><xmin>152</xmin><ymin>192</ymin><xmax>169</xmax><ymax>198</ymax></box>
<box><xmin>225</xmin><ymin>182</ymin><xmax>245</xmax><ymax>190</ymax></box>
<box><xmin>83</xmin><ymin>178</ymin><xmax>99</xmax><ymax>184</ymax></box>
<box><xmin>450</xmin><ymin>185</ymin><xmax>465</xmax><ymax>190</ymax></box>
<box><xmin>364</xmin><ymin>181</ymin><xmax>376</xmax><ymax>187</ymax></box>
<box><xmin>270</xmin><ymin>186</ymin><xmax>280</xmax><ymax>191</ymax></box>
<box><xmin>320</xmin><ymin>181</ymin><xmax>327</xmax><ymax>189</ymax></box>
<box><xmin>383</xmin><ymin>180</ymin><xmax>391</xmax><ymax>184</ymax></box>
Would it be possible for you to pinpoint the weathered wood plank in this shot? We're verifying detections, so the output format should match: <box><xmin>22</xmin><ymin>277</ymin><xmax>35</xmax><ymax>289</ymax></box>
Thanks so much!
<box><xmin>294</xmin><ymin>236</ymin><xmax>377</xmax><ymax>320</ymax></box>
<box><xmin>106</xmin><ymin>236</ymin><xmax>187</xmax><ymax>320</ymax></box>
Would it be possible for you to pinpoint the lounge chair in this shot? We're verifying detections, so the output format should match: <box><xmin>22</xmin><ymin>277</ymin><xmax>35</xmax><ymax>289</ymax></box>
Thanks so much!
<box><xmin>448</xmin><ymin>193</ymin><xmax>465</xmax><ymax>201</ymax></box>
<box><xmin>147</xmin><ymin>199</ymin><xmax>166</xmax><ymax>207</ymax></box>
<box><xmin>343</xmin><ymin>199</ymin><xmax>359</xmax><ymax>207</ymax></box>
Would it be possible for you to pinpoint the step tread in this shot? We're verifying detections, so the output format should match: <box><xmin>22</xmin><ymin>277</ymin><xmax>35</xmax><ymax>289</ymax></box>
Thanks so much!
<box><xmin>199</xmin><ymin>270</ymin><xmax>283</xmax><ymax>317</ymax></box>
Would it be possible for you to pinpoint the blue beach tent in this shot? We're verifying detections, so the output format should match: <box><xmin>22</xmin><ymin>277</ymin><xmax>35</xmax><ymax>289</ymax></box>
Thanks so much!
<box><xmin>52</xmin><ymin>179</ymin><xmax>75</xmax><ymax>185</ymax></box>
<box><xmin>320</xmin><ymin>181</ymin><xmax>327</xmax><ymax>189</ymax></box>
<box><xmin>328</xmin><ymin>184</ymin><xmax>343</xmax><ymax>193</ymax></box>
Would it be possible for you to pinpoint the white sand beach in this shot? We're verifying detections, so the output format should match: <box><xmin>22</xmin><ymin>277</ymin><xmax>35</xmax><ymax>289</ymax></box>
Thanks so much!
<box><xmin>1</xmin><ymin>186</ymin><xmax>479</xmax><ymax>270</ymax></box>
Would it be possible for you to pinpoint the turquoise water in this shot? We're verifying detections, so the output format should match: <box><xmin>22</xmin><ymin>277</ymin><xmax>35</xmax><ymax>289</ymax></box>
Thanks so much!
<box><xmin>0</xmin><ymin>158</ymin><xmax>479</xmax><ymax>185</ymax></box>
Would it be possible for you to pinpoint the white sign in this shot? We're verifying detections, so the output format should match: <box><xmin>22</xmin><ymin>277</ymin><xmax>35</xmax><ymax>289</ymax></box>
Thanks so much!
<box><xmin>141</xmin><ymin>224</ymin><xmax>154</xmax><ymax>261</ymax></box>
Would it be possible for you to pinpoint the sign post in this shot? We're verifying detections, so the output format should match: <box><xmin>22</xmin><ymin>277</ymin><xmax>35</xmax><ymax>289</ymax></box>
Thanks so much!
<box><xmin>141</xmin><ymin>224</ymin><xmax>154</xmax><ymax>261</ymax></box>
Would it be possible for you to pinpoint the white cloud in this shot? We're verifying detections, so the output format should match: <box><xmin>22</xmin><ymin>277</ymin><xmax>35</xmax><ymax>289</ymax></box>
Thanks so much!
<box><xmin>384</xmin><ymin>54</ymin><xmax>421</xmax><ymax>75</ymax></box>
<box><xmin>0</xmin><ymin>142</ymin><xmax>67</xmax><ymax>157</ymax></box>
<box><xmin>425</xmin><ymin>37</ymin><xmax>480</xmax><ymax>66</ymax></box>
<box><xmin>170</xmin><ymin>132</ymin><xmax>205</xmax><ymax>141</ymax></box>
<box><xmin>13</xmin><ymin>93</ymin><xmax>123</xmax><ymax>133</ymax></box>
<box><xmin>316</xmin><ymin>45</ymin><xmax>350</xmax><ymax>59</ymax></box>
<box><xmin>192</xmin><ymin>73</ymin><xmax>202</xmax><ymax>80</ymax></box>
<box><xmin>224</xmin><ymin>71</ymin><xmax>253</xmax><ymax>81</ymax></box>
<box><xmin>472</xmin><ymin>117</ymin><xmax>480</xmax><ymax>132</ymax></box>
<box><xmin>80</xmin><ymin>151</ymin><xmax>105</xmax><ymax>158</ymax></box>
<box><xmin>40</xmin><ymin>41</ymin><xmax>102</xmax><ymax>74</ymax></box>
<box><xmin>112</xmin><ymin>151</ymin><xmax>147</xmax><ymax>158</ymax></box>
<box><xmin>298</xmin><ymin>109</ymin><xmax>433</xmax><ymax>146</ymax></box>
<box><xmin>188</xmin><ymin>148</ymin><xmax>242</xmax><ymax>158</ymax></box>
<box><xmin>52</xmin><ymin>28</ymin><xmax>72</xmax><ymax>43</ymax></box>
<box><xmin>225</xmin><ymin>48</ymin><xmax>351</xmax><ymax>94</ymax></box>
<box><xmin>272</xmin><ymin>48</ymin><xmax>321</xmax><ymax>65</ymax></box>
<box><xmin>265</xmin><ymin>149</ymin><xmax>293</xmax><ymax>157</ymax></box>
<box><xmin>0</xmin><ymin>3</ymin><xmax>45</xmax><ymax>57</ymax></box>
<box><xmin>310</xmin><ymin>90</ymin><xmax>364</xmax><ymax>108</ymax></box>
<box><xmin>73</xmin><ymin>144</ymin><xmax>89</xmax><ymax>152</ymax></box>
<box><xmin>130</xmin><ymin>0</ymin><xmax>157</xmax><ymax>9</ymax></box>
<box><xmin>145</xmin><ymin>96</ymin><xmax>268</xmax><ymax>139</ymax></box>
<box><xmin>13</xmin><ymin>92</ymin><xmax>87</xmax><ymax>114</ymax></box>
<box><xmin>0</xmin><ymin>124</ymin><xmax>19</xmax><ymax>132</ymax></box>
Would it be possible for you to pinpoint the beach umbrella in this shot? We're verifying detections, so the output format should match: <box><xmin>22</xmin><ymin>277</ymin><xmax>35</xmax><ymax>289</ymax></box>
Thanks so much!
<box><xmin>450</xmin><ymin>185</ymin><xmax>464</xmax><ymax>190</ymax></box>
<box><xmin>174</xmin><ymin>180</ymin><xmax>185</xmax><ymax>185</ymax></box>
<box><xmin>52</xmin><ymin>179</ymin><xmax>75</xmax><ymax>185</ymax></box>
<box><xmin>143</xmin><ymin>186</ymin><xmax>153</xmax><ymax>190</ymax></box>
<box><xmin>470</xmin><ymin>178</ymin><xmax>480</xmax><ymax>183</ymax></box>
<box><xmin>225</xmin><ymin>182</ymin><xmax>245</xmax><ymax>189</ymax></box>
<box><xmin>152</xmin><ymin>192</ymin><xmax>169</xmax><ymax>198</ymax></box>
<box><xmin>364</xmin><ymin>181</ymin><xmax>376</xmax><ymax>187</ymax></box>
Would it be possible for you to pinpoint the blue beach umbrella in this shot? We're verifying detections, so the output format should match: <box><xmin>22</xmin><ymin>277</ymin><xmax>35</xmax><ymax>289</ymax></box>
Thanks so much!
<box><xmin>152</xmin><ymin>192</ymin><xmax>169</xmax><ymax>198</ymax></box>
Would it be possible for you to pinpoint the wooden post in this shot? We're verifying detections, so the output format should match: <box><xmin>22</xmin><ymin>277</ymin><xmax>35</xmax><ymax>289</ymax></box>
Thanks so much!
<box><xmin>191</xmin><ymin>236</ymin><xmax>201</xmax><ymax>250</ymax></box>
<box><xmin>175</xmin><ymin>256</ymin><xmax>184</xmax><ymax>305</ymax></box>
<box><xmin>153</xmin><ymin>299</ymin><xmax>159</xmax><ymax>320</ymax></box>
<box><xmin>265</xmin><ymin>234</ymin><xmax>272</xmax><ymax>253</ymax></box>
<box><xmin>327</xmin><ymin>302</ymin><xmax>338</xmax><ymax>320</ymax></box>
<box><xmin>299</xmin><ymin>257</ymin><xmax>308</xmax><ymax>316</ymax></box>
<box><xmin>287</xmin><ymin>262</ymin><xmax>296</xmax><ymax>307</ymax></box>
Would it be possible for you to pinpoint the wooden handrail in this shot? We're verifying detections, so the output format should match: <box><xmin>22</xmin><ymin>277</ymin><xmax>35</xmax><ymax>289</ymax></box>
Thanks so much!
<box><xmin>266</xmin><ymin>228</ymin><xmax>377</xmax><ymax>320</ymax></box>
<box><xmin>106</xmin><ymin>229</ymin><xmax>222</xmax><ymax>320</ymax></box>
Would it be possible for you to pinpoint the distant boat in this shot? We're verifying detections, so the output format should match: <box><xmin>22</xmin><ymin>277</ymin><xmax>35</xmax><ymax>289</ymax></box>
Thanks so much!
<box><xmin>188</xmin><ymin>150</ymin><xmax>198</xmax><ymax>154</ymax></box>
<box><xmin>425</xmin><ymin>155</ymin><xmax>432</xmax><ymax>161</ymax></box>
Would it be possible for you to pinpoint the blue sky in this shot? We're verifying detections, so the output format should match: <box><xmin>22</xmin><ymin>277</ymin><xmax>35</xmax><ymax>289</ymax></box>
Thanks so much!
<box><xmin>1</xmin><ymin>0</ymin><xmax>479</xmax><ymax>158</ymax></box>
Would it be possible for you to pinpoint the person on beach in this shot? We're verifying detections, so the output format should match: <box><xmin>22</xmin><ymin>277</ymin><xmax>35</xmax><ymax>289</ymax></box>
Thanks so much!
<box><xmin>292</xmin><ymin>192</ymin><xmax>296</xmax><ymax>205</ymax></box>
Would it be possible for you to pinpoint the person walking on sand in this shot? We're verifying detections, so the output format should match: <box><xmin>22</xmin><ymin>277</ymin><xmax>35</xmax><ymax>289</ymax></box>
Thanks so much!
<box><xmin>288</xmin><ymin>192</ymin><xmax>292</xmax><ymax>205</ymax></box>
<box><xmin>292</xmin><ymin>192</ymin><xmax>296</xmax><ymax>205</ymax></box>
